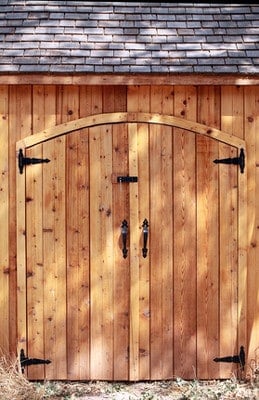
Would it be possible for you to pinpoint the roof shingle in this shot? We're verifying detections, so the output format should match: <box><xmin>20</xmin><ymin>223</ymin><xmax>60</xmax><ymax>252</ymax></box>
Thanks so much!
<box><xmin>0</xmin><ymin>1</ymin><xmax>258</xmax><ymax>74</ymax></box>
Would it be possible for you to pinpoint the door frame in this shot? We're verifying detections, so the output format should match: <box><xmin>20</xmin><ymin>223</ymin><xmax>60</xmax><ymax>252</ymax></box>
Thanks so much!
<box><xmin>16</xmin><ymin>111</ymin><xmax>247</xmax><ymax>375</ymax></box>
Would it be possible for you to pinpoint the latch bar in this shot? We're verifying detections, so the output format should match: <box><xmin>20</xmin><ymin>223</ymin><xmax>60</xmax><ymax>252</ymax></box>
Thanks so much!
<box><xmin>117</xmin><ymin>176</ymin><xmax>138</xmax><ymax>183</ymax></box>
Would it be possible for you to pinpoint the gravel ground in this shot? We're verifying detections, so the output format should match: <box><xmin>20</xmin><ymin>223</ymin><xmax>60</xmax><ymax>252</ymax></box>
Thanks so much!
<box><xmin>38</xmin><ymin>379</ymin><xmax>259</xmax><ymax>399</ymax></box>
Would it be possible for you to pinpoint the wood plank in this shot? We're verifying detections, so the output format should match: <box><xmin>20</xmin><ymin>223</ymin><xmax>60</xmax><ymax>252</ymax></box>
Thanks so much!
<box><xmin>78</xmin><ymin>86</ymin><xmax>92</xmax><ymax>379</ymax></box>
<box><xmin>89</xmin><ymin>122</ymin><xmax>103</xmax><ymax>379</ymax></box>
<box><xmin>100</xmin><ymin>122</ymin><xmax>114</xmax><ymax>380</ymax></box>
<box><xmin>16</xmin><ymin>145</ymin><xmax>26</xmax><ymax>370</ymax></box>
<box><xmin>136</xmin><ymin>121</ymin><xmax>150</xmax><ymax>380</ymax></box>
<box><xmin>159</xmin><ymin>87</ymin><xmax>174</xmax><ymax>379</ymax></box>
<box><xmin>233</xmin><ymin>87</ymin><xmax>247</xmax><ymax>380</ymax></box>
<box><xmin>89</xmin><ymin>123</ymin><xmax>114</xmax><ymax>379</ymax></box>
<box><xmin>128</xmin><ymin>122</ymin><xmax>140</xmax><ymax>381</ymax></box>
<box><xmin>76</xmin><ymin>130</ymin><xmax>90</xmax><ymax>380</ymax></box>
<box><xmin>105</xmin><ymin>87</ymin><xmax>129</xmax><ymax>381</ymax></box>
<box><xmin>64</xmin><ymin>85</ymin><xmax>81</xmax><ymax>380</ymax></box>
<box><xmin>43</xmin><ymin>136</ymin><xmax>67</xmax><ymax>380</ymax></box>
<box><xmin>38</xmin><ymin>86</ymin><xmax>56</xmax><ymax>377</ymax></box>
<box><xmin>150</xmin><ymin>86</ymin><xmax>174</xmax><ymax>379</ymax></box>
<box><xmin>18</xmin><ymin>112</ymin><xmax>246</xmax><ymax>150</ymax></box>
<box><xmin>244</xmin><ymin>86</ymin><xmax>258</xmax><ymax>372</ymax></box>
<box><xmin>30</xmin><ymin>85</ymin><xmax>56</xmax><ymax>379</ymax></box>
<box><xmin>8</xmin><ymin>87</ymin><xmax>18</xmax><ymax>356</ymax></box>
<box><xmin>112</xmin><ymin>121</ymin><xmax>130</xmax><ymax>381</ymax></box>
<box><xmin>149</xmin><ymin>120</ymin><xmax>164</xmax><ymax>379</ymax></box>
<box><xmin>1</xmin><ymin>73</ymin><xmax>259</xmax><ymax>86</ymax></box>
<box><xmin>89</xmin><ymin>87</ymin><xmax>114</xmax><ymax>380</ymax></box>
<box><xmin>25</xmin><ymin>145</ymin><xmax>44</xmax><ymax>380</ymax></box>
<box><xmin>220</xmin><ymin>86</ymin><xmax>243</xmax><ymax>378</ymax></box>
<box><xmin>66</xmin><ymin>129</ymin><xmax>82</xmax><ymax>379</ymax></box>
<box><xmin>173</xmin><ymin>86</ymin><xmax>197</xmax><ymax>379</ymax></box>
<box><xmin>101</xmin><ymin>88</ymin><xmax>115</xmax><ymax>380</ymax></box>
<box><xmin>237</xmin><ymin>146</ymin><xmax>247</xmax><ymax>380</ymax></box>
<box><xmin>15</xmin><ymin>86</ymin><xmax>32</xmax><ymax>374</ymax></box>
<box><xmin>89</xmin><ymin>87</ymin><xmax>103</xmax><ymax>379</ymax></box>
<box><xmin>26</xmin><ymin>85</ymin><xmax>46</xmax><ymax>379</ymax></box>
<box><xmin>137</xmin><ymin>87</ymin><xmax>150</xmax><ymax>381</ymax></box>
<box><xmin>43</xmin><ymin>86</ymin><xmax>67</xmax><ymax>379</ymax></box>
<box><xmin>128</xmin><ymin>85</ymin><xmax>151</xmax><ymax>380</ymax></box>
<box><xmin>0</xmin><ymin>85</ymin><xmax>9</xmax><ymax>354</ymax></box>
<box><xmin>196</xmin><ymin>86</ymin><xmax>220</xmax><ymax>379</ymax></box>
<box><xmin>218</xmin><ymin>143</ymin><xmax>239</xmax><ymax>378</ymax></box>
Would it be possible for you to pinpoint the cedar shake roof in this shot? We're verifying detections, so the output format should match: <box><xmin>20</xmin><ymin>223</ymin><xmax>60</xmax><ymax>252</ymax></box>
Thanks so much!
<box><xmin>0</xmin><ymin>1</ymin><xmax>259</xmax><ymax>74</ymax></box>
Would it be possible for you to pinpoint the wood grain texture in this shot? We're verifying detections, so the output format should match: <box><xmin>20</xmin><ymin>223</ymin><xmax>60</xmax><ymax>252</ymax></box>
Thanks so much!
<box><xmin>173</xmin><ymin>86</ymin><xmax>197</xmax><ymax>378</ymax></box>
<box><xmin>127</xmin><ymin>86</ymin><xmax>151</xmax><ymax>380</ymax></box>
<box><xmin>64</xmin><ymin>86</ymin><xmax>81</xmax><ymax>380</ymax></box>
<box><xmin>196</xmin><ymin>86</ymin><xmax>220</xmax><ymax>379</ymax></box>
<box><xmin>220</xmin><ymin>86</ymin><xmax>245</xmax><ymax>378</ymax></box>
<box><xmin>15</xmin><ymin>86</ymin><xmax>32</xmax><ymax>374</ymax></box>
<box><xmin>26</xmin><ymin>86</ymin><xmax>45</xmax><ymax>379</ymax></box>
<box><xmin>0</xmin><ymin>84</ymin><xmax>253</xmax><ymax>381</ymax></box>
<box><xmin>128</xmin><ymin>122</ymin><xmax>140</xmax><ymax>381</ymax></box>
<box><xmin>1</xmin><ymin>73</ymin><xmax>258</xmax><ymax>86</ymax></box>
<box><xmin>150</xmin><ymin>86</ymin><xmax>174</xmax><ymax>379</ymax></box>
<box><xmin>244</xmin><ymin>86</ymin><xmax>258</xmax><ymax>371</ymax></box>
<box><xmin>0</xmin><ymin>85</ymin><xmax>9</xmax><ymax>354</ymax></box>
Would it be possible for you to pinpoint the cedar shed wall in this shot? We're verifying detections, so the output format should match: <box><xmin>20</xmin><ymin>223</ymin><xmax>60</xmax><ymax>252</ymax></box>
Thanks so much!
<box><xmin>0</xmin><ymin>83</ymin><xmax>258</xmax><ymax>381</ymax></box>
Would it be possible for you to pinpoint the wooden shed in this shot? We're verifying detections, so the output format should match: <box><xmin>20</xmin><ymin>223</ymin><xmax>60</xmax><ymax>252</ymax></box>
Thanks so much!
<box><xmin>0</xmin><ymin>1</ymin><xmax>259</xmax><ymax>382</ymax></box>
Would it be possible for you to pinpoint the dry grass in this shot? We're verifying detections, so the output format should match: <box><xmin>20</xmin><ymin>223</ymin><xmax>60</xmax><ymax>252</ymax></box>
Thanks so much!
<box><xmin>37</xmin><ymin>378</ymin><xmax>259</xmax><ymax>399</ymax></box>
<box><xmin>0</xmin><ymin>353</ymin><xmax>44</xmax><ymax>400</ymax></box>
<box><xmin>0</xmin><ymin>351</ymin><xmax>259</xmax><ymax>399</ymax></box>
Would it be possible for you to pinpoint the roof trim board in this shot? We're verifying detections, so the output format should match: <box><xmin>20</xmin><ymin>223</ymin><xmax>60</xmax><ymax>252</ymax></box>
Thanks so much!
<box><xmin>0</xmin><ymin>73</ymin><xmax>259</xmax><ymax>85</ymax></box>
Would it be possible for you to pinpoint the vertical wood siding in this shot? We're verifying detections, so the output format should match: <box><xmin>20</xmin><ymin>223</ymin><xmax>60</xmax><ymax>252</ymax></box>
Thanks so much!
<box><xmin>196</xmin><ymin>86</ymin><xmax>220</xmax><ymax>379</ymax></box>
<box><xmin>0</xmin><ymin>84</ymin><xmax>258</xmax><ymax>380</ymax></box>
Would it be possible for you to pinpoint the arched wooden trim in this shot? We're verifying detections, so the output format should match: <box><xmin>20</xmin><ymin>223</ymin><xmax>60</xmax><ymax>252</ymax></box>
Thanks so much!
<box><xmin>17</xmin><ymin>112</ymin><xmax>246</xmax><ymax>150</ymax></box>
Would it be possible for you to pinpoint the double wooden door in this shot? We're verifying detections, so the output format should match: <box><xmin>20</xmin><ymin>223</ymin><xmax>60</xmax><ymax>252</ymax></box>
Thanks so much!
<box><xmin>17</xmin><ymin>116</ymin><xmax>246</xmax><ymax>381</ymax></box>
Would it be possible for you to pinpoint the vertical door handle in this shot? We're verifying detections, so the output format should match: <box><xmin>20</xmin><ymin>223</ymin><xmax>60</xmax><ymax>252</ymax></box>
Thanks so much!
<box><xmin>142</xmin><ymin>218</ymin><xmax>149</xmax><ymax>258</ymax></box>
<box><xmin>121</xmin><ymin>219</ymin><xmax>128</xmax><ymax>258</ymax></box>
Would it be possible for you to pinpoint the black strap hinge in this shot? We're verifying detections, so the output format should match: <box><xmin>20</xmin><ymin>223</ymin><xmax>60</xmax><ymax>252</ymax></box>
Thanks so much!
<box><xmin>213</xmin><ymin>346</ymin><xmax>245</xmax><ymax>370</ymax></box>
<box><xmin>20</xmin><ymin>349</ymin><xmax>51</xmax><ymax>373</ymax></box>
<box><xmin>18</xmin><ymin>148</ymin><xmax>50</xmax><ymax>174</ymax></box>
<box><xmin>213</xmin><ymin>148</ymin><xmax>245</xmax><ymax>174</ymax></box>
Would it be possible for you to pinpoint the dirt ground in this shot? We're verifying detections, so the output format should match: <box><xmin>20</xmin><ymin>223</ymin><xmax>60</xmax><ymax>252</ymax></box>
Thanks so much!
<box><xmin>37</xmin><ymin>379</ymin><xmax>259</xmax><ymax>399</ymax></box>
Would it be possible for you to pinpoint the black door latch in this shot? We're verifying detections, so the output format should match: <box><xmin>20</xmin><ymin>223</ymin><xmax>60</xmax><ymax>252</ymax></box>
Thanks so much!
<box><xmin>117</xmin><ymin>176</ymin><xmax>138</xmax><ymax>183</ymax></box>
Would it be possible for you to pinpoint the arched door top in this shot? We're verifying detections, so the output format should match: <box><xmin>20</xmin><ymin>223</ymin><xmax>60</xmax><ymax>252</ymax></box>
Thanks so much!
<box><xmin>16</xmin><ymin>112</ymin><xmax>246</xmax><ymax>150</ymax></box>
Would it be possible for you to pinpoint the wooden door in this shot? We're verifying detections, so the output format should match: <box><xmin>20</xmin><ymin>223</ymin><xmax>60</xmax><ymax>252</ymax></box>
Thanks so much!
<box><xmin>17</xmin><ymin>115</ymin><xmax>247</xmax><ymax>381</ymax></box>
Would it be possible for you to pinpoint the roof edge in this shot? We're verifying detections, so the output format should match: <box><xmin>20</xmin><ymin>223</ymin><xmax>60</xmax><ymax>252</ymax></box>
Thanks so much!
<box><xmin>0</xmin><ymin>73</ymin><xmax>259</xmax><ymax>86</ymax></box>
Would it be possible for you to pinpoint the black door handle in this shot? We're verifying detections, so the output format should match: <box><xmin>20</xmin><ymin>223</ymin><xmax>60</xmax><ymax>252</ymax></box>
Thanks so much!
<box><xmin>121</xmin><ymin>219</ymin><xmax>128</xmax><ymax>258</ymax></box>
<box><xmin>142</xmin><ymin>218</ymin><xmax>149</xmax><ymax>258</ymax></box>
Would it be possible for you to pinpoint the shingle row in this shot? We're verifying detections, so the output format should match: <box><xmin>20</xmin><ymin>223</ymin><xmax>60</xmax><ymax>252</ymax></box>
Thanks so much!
<box><xmin>0</xmin><ymin>1</ymin><xmax>258</xmax><ymax>74</ymax></box>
